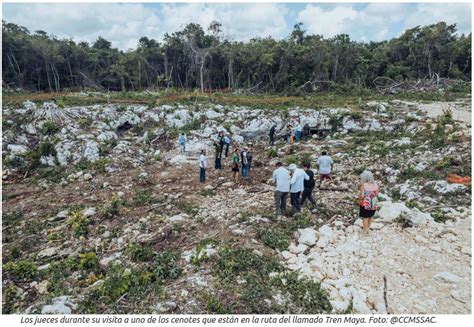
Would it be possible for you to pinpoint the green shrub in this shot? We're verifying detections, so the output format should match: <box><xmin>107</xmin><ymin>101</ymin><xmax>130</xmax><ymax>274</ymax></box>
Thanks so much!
<box><xmin>4</xmin><ymin>260</ymin><xmax>37</xmax><ymax>281</ymax></box>
<box><xmin>206</xmin><ymin>294</ymin><xmax>228</xmax><ymax>313</ymax></box>
<box><xmin>70</xmin><ymin>210</ymin><xmax>89</xmax><ymax>237</ymax></box>
<box><xmin>98</xmin><ymin>265</ymin><xmax>134</xmax><ymax>303</ymax></box>
<box><xmin>256</xmin><ymin>228</ymin><xmax>290</xmax><ymax>251</ymax></box>
<box><xmin>79</xmin><ymin>252</ymin><xmax>99</xmax><ymax>271</ymax></box>
<box><xmin>432</xmin><ymin>210</ymin><xmax>450</xmax><ymax>223</ymax></box>
<box><xmin>267</xmin><ymin>148</ymin><xmax>278</xmax><ymax>158</ymax></box>
<box><xmin>132</xmin><ymin>189</ymin><xmax>155</xmax><ymax>207</ymax></box>
<box><xmin>26</xmin><ymin>141</ymin><xmax>57</xmax><ymax>170</ymax></box>
<box><xmin>40</xmin><ymin>120</ymin><xmax>60</xmax><ymax>135</ymax></box>
<box><xmin>125</xmin><ymin>243</ymin><xmax>154</xmax><ymax>262</ymax></box>
<box><xmin>153</xmin><ymin>250</ymin><xmax>183</xmax><ymax>280</ymax></box>
<box><xmin>3</xmin><ymin>285</ymin><xmax>21</xmax><ymax>313</ymax></box>
<box><xmin>102</xmin><ymin>192</ymin><xmax>125</xmax><ymax>218</ymax></box>
<box><xmin>271</xmin><ymin>272</ymin><xmax>332</xmax><ymax>313</ymax></box>
<box><xmin>437</xmin><ymin>108</ymin><xmax>454</xmax><ymax>126</ymax></box>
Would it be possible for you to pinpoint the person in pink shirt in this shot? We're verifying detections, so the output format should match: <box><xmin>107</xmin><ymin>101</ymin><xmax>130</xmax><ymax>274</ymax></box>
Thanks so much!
<box><xmin>359</xmin><ymin>170</ymin><xmax>379</xmax><ymax>233</ymax></box>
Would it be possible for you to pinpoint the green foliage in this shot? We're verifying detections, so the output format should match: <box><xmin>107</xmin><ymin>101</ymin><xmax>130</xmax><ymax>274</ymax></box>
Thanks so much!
<box><xmin>200</xmin><ymin>189</ymin><xmax>216</xmax><ymax>197</ymax></box>
<box><xmin>3</xmin><ymin>20</ymin><xmax>470</xmax><ymax>95</ymax></box>
<box><xmin>405</xmin><ymin>199</ymin><xmax>421</xmax><ymax>209</ymax></box>
<box><xmin>98</xmin><ymin>265</ymin><xmax>135</xmax><ymax>303</ymax></box>
<box><xmin>76</xmin><ymin>158</ymin><xmax>109</xmax><ymax>173</ymax></box>
<box><xmin>125</xmin><ymin>243</ymin><xmax>155</xmax><ymax>262</ymax></box>
<box><xmin>437</xmin><ymin>108</ymin><xmax>454</xmax><ymax>125</ymax></box>
<box><xmin>40</xmin><ymin>120</ymin><xmax>60</xmax><ymax>135</ymax></box>
<box><xmin>25</xmin><ymin>141</ymin><xmax>57</xmax><ymax>170</ymax></box>
<box><xmin>436</xmin><ymin>156</ymin><xmax>457</xmax><ymax>170</ymax></box>
<box><xmin>429</xmin><ymin>124</ymin><xmax>448</xmax><ymax>148</ymax></box>
<box><xmin>369</xmin><ymin>141</ymin><xmax>390</xmax><ymax>156</ymax></box>
<box><xmin>172</xmin><ymin>200</ymin><xmax>199</xmax><ymax>217</ymax></box>
<box><xmin>328</xmin><ymin>114</ymin><xmax>344</xmax><ymax>132</ymax></box>
<box><xmin>79</xmin><ymin>252</ymin><xmax>99</xmax><ymax>271</ymax></box>
<box><xmin>285</xmin><ymin>155</ymin><xmax>300</xmax><ymax>165</ymax></box>
<box><xmin>3</xmin><ymin>260</ymin><xmax>37</xmax><ymax>281</ymax></box>
<box><xmin>206</xmin><ymin>294</ymin><xmax>228</xmax><ymax>313</ymax></box>
<box><xmin>399</xmin><ymin>166</ymin><xmax>418</xmax><ymax>181</ymax></box>
<box><xmin>394</xmin><ymin>213</ymin><xmax>413</xmax><ymax>228</ymax></box>
<box><xmin>2</xmin><ymin>211</ymin><xmax>24</xmax><ymax>227</ymax></box>
<box><xmin>79</xmin><ymin>117</ymin><xmax>93</xmax><ymax>129</ymax></box>
<box><xmin>216</xmin><ymin>247</ymin><xmax>283</xmax><ymax>283</ymax></box>
<box><xmin>213</xmin><ymin>246</ymin><xmax>331</xmax><ymax>313</ymax></box>
<box><xmin>70</xmin><ymin>210</ymin><xmax>89</xmax><ymax>237</ymax></box>
<box><xmin>3</xmin><ymin>285</ymin><xmax>21</xmax><ymax>313</ymax></box>
<box><xmin>132</xmin><ymin>189</ymin><xmax>156</xmax><ymax>206</ymax></box>
<box><xmin>153</xmin><ymin>250</ymin><xmax>183</xmax><ymax>280</ymax></box>
<box><xmin>102</xmin><ymin>192</ymin><xmax>125</xmax><ymax>218</ymax></box>
<box><xmin>267</xmin><ymin>147</ymin><xmax>278</xmax><ymax>158</ymax></box>
<box><xmin>47</xmin><ymin>230</ymin><xmax>63</xmax><ymax>241</ymax></box>
<box><xmin>256</xmin><ymin>228</ymin><xmax>290</xmax><ymax>251</ymax></box>
<box><xmin>432</xmin><ymin>210</ymin><xmax>450</xmax><ymax>223</ymax></box>
<box><xmin>191</xmin><ymin>238</ymin><xmax>219</xmax><ymax>266</ymax></box>
<box><xmin>271</xmin><ymin>272</ymin><xmax>332</xmax><ymax>313</ymax></box>
<box><xmin>179</xmin><ymin>116</ymin><xmax>206</xmax><ymax>133</ymax></box>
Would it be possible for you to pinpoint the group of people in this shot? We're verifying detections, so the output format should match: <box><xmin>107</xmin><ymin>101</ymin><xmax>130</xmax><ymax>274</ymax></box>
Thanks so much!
<box><xmin>192</xmin><ymin>123</ymin><xmax>379</xmax><ymax>233</ymax></box>
<box><xmin>269</xmin><ymin>121</ymin><xmax>312</xmax><ymax>145</ymax></box>
<box><xmin>197</xmin><ymin>131</ymin><xmax>253</xmax><ymax>183</ymax></box>
<box><xmin>272</xmin><ymin>152</ymin><xmax>379</xmax><ymax>233</ymax></box>
<box><xmin>272</xmin><ymin>151</ymin><xmax>333</xmax><ymax>213</ymax></box>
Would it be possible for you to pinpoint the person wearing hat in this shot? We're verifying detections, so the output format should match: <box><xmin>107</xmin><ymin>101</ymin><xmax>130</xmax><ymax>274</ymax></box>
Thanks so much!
<box><xmin>289</xmin><ymin>163</ymin><xmax>309</xmax><ymax>211</ymax></box>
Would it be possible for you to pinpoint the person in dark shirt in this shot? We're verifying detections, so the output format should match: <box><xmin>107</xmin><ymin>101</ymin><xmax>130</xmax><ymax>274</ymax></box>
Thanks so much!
<box><xmin>213</xmin><ymin>141</ymin><xmax>222</xmax><ymax>170</ymax></box>
<box><xmin>302</xmin><ymin>123</ymin><xmax>311</xmax><ymax>141</ymax></box>
<box><xmin>301</xmin><ymin>162</ymin><xmax>316</xmax><ymax>208</ymax></box>
<box><xmin>269</xmin><ymin>125</ymin><xmax>276</xmax><ymax>145</ymax></box>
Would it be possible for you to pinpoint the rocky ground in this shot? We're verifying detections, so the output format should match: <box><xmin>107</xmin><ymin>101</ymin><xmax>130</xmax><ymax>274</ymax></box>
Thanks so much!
<box><xmin>2</xmin><ymin>95</ymin><xmax>472</xmax><ymax>314</ymax></box>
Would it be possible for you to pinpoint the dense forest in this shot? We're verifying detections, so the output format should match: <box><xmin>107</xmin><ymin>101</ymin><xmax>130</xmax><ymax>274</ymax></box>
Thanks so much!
<box><xmin>2</xmin><ymin>20</ymin><xmax>471</xmax><ymax>94</ymax></box>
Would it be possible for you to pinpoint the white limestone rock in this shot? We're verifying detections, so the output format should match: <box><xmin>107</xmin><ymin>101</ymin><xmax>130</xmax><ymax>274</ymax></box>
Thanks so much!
<box><xmin>289</xmin><ymin>243</ymin><xmax>308</xmax><ymax>254</ymax></box>
<box><xmin>298</xmin><ymin>228</ymin><xmax>317</xmax><ymax>246</ymax></box>
<box><xmin>433</xmin><ymin>272</ymin><xmax>463</xmax><ymax>284</ymax></box>
<box><xmin>41</xmin><ymin>296</ymin><xmax>76</xmax><ymax>314</ymax></box>
<box><xmin>37</xmin><ymin>247</ymin><xmax>58</xmax><ymax>258</ymax></box>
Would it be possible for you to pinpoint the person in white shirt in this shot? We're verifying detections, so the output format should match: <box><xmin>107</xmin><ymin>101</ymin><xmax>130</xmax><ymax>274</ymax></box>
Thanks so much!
<box><xmin>199</xmin><ymin>150</ymin><xmax>207</xmax><ymax>183</ymax></box>
<box><xmin>272</xmin><ymin>162</ymin><xmax>290</xmax><ymax>215</ymax></box>
<box><xmin>289</xmin><ymin>163</ymin><xmax>309</xmax><ymax>211</ymax></box>
<box><xmin>316</xmin><ymin>151</ymin><xmax>334</xmax><ymax>185</ymax></box>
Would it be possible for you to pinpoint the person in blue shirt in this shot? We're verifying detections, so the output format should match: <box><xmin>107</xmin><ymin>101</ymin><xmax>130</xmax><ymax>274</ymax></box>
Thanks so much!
<box><xmin>178</xmin><ymin>133</ymin><xmax>186</xmax><ymax>153</ymax></box>
<box><xmin>223</xmin><ymin>134</ymin><xmax>231</xmax><ymax>157</ymax></box>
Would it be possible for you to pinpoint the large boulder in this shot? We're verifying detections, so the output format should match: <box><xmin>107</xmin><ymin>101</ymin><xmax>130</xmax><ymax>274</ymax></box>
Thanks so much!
<box><xmin>7</xmin><ymin>144</ymin><xmax>28</xmax><ymax>156</ymax></box>
<box><xmin>378</xmin><ymin>201</ymin><xmax>433</xmax><ymax>226</ymax></box>
<box><xmin>298</xmin><ymin>228</ymin><xmax>317</xmax><ymax>246</ymax></box>
<box><xmin>377</xmin><ymin>201</ymin><xmax>409</xmax><ymax>222</ymax></box>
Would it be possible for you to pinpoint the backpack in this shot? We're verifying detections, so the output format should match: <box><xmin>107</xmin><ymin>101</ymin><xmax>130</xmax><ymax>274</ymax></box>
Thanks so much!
<box><xmin>361</xmin><ymin>190</ymin><xmax>379</xmax><ymax>210</ymax></box>
<box><xmin>179</xmin><ymin>135</ymin><xmax>185</xmax><ymax>145</ymax></box>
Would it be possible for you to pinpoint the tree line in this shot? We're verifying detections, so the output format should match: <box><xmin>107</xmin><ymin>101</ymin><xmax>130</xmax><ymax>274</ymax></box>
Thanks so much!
<box><xmin>2</xmin><ymin>20</ymin><xmax>471</xmax><ymax>94</ymax></box>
